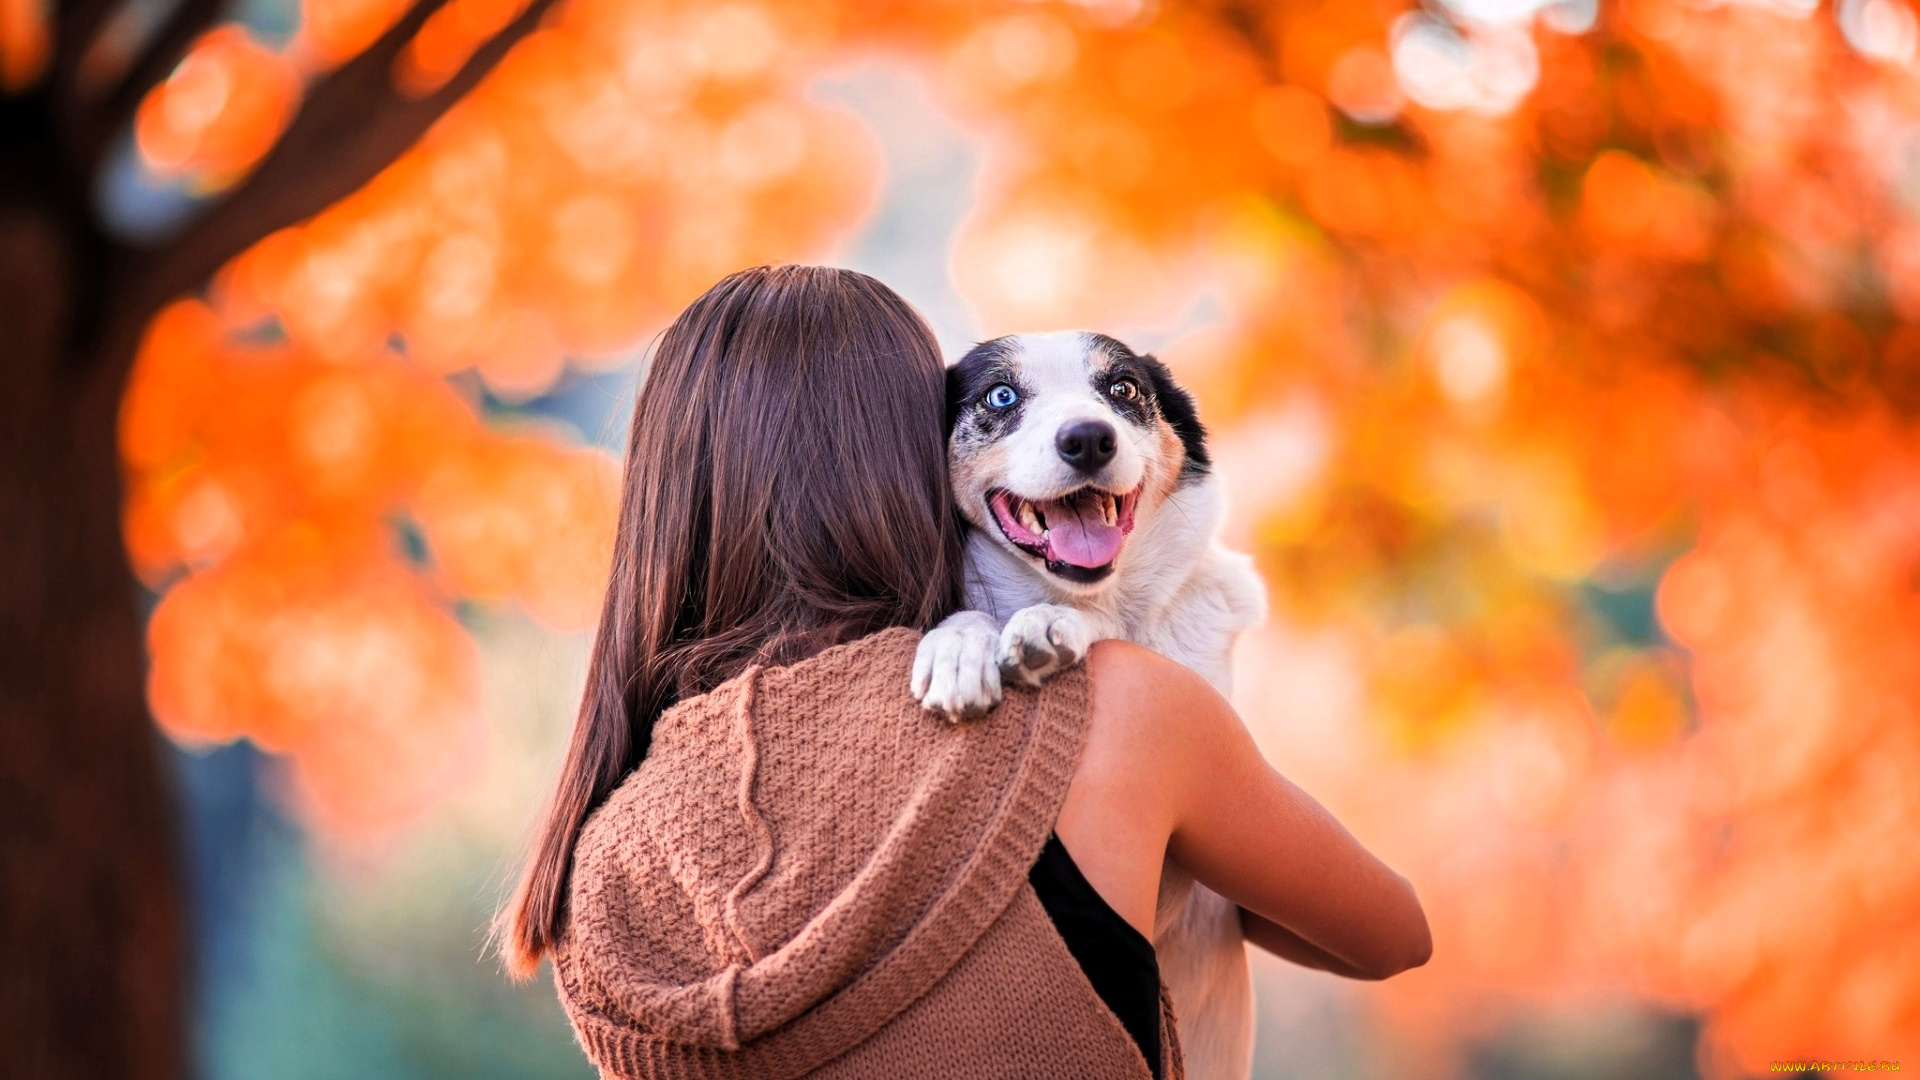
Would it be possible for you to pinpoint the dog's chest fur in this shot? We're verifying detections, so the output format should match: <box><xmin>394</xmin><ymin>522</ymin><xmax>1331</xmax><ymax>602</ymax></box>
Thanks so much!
<box><xmin>962</xmin><ymin>474</ymin><xmax>1266</xmax><ymax>1080</ymax></box>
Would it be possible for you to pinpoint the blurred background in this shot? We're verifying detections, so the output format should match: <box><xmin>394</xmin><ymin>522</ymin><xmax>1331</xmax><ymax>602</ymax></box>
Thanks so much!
<box><xmin>4</xmin><ymin>0</ymin><xmax>1919</xmax><ymax>1077</ymax></box>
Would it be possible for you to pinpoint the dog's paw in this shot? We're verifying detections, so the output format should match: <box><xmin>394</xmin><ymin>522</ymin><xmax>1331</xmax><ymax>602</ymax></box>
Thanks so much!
<box><xmin>911</xmin><ymin>612</ymin><xmax>1003</xmax><ymax>723</ymax></box>
<box><xmin>997</xmin><ymin>604</ymin><xmax>1095</xmax><ymax>689</ymax></box>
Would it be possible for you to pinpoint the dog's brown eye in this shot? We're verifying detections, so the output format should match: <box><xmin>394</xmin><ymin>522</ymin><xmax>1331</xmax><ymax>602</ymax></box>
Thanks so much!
<box><xmin>1108</xmin><ymin>378</ymin><xmax>1140</xmax><ymax>402</ymax></box>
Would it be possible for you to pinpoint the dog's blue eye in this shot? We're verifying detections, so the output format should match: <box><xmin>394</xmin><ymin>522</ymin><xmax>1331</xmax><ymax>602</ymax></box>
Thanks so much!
<box><xmin>985</xmin><ymin>384</ymin><xmax>1019</xmax><ymax>410</ymax></box>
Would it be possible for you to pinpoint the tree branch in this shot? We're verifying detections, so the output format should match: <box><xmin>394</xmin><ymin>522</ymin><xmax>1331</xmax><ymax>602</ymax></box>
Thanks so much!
<box><xmin>51</xmin><ymin>0</ymin><xmax>121</xmax><ymax>94</ymax></box>
<box><xmin>1218</xmin><ymin>1</ymin><xmax>1283</xmax><ymax>86</ymax></box>
<box><xmin>48</xmin><ymin>0</ymin><xmax>125</xmax><ymax>184</ymax></box>
<box><xmin>124</xmin><ymin>0</ymin><xmax>564</xmax><ymax>327</ymax></box>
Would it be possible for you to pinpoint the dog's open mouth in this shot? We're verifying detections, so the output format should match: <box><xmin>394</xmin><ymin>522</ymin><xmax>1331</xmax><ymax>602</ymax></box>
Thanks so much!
<box><xmin>988</xmin><ymin>486</ymin><xmax>1140</xmax><ymax>581</ymax></box>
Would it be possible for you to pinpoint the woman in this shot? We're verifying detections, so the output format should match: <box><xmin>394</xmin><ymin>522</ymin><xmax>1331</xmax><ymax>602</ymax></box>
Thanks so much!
<box><xmin>498</xmin><ymin>265</ymin><xmax>1430</xmax><ymax>1080</ymax></box>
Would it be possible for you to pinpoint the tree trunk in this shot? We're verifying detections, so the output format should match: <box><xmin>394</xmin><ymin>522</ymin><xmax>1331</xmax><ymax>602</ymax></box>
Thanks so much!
<box><xmin>0</xmin><ymin>112</ymin><xmax>184</xmax><ymax>1080</ymax></box>
<box><xmin>0</xmin><ymin>2</ymin><xmax>563</xmax><ymax>1072</ymax></box>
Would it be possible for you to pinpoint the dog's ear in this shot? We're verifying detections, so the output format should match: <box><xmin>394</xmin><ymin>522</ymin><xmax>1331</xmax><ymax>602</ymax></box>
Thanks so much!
<box><xmin>1140</xmin><ymin>354</ymin><xmax>1211</xmax><ymax>480</ymax></box>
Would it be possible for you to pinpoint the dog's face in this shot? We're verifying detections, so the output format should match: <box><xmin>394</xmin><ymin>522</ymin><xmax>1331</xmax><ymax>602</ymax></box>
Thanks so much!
<box><xmin>947</xmin><ymin>331</ymin><xmax>1210</xmax><ymax>592</ymax></box>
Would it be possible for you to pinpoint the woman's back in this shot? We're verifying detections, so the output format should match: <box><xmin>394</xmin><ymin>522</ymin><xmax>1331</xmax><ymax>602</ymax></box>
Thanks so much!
<box><xmin>553</xmin><ymin>629</ymin><xmax>1178</xmax><ymax>1080</ymax></box>
<box><xmin>499</xmin><ymin>266</ymin><xmax>967</xmax><ymax>983</ymax></box>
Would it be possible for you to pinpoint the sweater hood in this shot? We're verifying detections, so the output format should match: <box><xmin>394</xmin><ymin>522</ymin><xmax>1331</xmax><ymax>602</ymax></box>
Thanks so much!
<box><xmin>553</xmin><ymin>627</ymin><xmax>1091</xmax><ymax>1079</ymax></box>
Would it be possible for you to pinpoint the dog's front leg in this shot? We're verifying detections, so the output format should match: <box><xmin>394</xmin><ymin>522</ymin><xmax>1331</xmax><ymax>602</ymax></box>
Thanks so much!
<box><xmin>996</xmin><ymin>604</ymin><xmax>1119</xmax><ymax>689</ymax></box>
<box><xmin>911</xmin><ymin>609</ymin><xmax>1003</xmax><ymax>723</ymax></box>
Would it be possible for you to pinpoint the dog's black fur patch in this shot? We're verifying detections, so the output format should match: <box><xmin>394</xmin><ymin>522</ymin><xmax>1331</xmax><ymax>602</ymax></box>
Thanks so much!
<box><xmin>1140</xmin><ymin>354</ymin><xmax>1210</xmax><ymax>483</ymax></box>
<box><xmin>1087</xmin><ymin>352</ymin><xmax>1155</xmax><ymax>427</ymax></box>
<box><xmin>947</xmin><ymin>337</ymin><xmax>1027</xmax><ymax>442</ymax></box>
<box><xmin>1085</xmin><ymin>333</ymin><xmax>1212</xmax><ymax>484</ymax></box>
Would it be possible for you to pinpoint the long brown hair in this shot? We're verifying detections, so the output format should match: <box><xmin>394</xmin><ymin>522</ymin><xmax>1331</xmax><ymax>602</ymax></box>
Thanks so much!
<box><xmin>497</xmin><ymin>265</ymin><xmax>966</xmax><ymax>977</ymax></box>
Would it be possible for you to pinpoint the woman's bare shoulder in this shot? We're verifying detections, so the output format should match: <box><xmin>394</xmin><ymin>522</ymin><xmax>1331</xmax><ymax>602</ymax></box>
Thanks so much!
<box><xmin>1084</xmin><ymin>638</ymin><xmax>1217</xmax><ymax>694</ymax></box>
<box><xmin>1074</xmin><ymin>639</ymin><xmax>1254</xmax><ymax>827</ymax></box>
<box><xmin>1083</xmin><ymin>639</ymin><xmax>1237</xmax><ymax>747</ymax></box>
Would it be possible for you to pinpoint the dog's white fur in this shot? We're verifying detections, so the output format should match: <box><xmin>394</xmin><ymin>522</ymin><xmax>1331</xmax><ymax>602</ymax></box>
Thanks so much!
<box><xmin>910</xmin><ymin>331</ymin><xmax>1266</xmax><ymax>1080</ymax></box>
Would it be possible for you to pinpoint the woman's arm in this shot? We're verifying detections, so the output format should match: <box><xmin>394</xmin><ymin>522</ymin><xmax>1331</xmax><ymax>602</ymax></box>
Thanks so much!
<box><xmin>1239</xmin><ymin>910</ymin><xmax>1403</xmax><ymax>980</ymax></box>
<box><xmin>1084</xmin><ymin>641</ymin><xmax>1432</xmax><ymax>980</ymax></box>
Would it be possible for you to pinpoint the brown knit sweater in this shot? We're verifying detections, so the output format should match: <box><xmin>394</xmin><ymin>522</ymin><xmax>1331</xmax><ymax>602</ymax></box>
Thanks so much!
<box><xmin>552</xmin><ymin>626</ymin><xmax>1183</xmax><ymax>1080</ymax></box>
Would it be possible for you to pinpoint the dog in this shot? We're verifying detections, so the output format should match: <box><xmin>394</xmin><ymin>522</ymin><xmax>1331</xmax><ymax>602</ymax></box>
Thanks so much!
<box><xmin>909</xmin><ymin>330</ymin><xmax>1267</xmax><ymax>1080</ymax></box>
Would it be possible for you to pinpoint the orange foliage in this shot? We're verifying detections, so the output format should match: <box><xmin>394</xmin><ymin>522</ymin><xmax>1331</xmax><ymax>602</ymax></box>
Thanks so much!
<box><xmin>122</xmin><ymin>0</ymin><xmax>883</xmax><ymax>841</ymax></box>
<box><xmin>0</xmin><ymin>0</ymin><xmax>49</xmax><ymax>91</ymax></box>
<box><xmin>118</xmin><ymin>0</ymin><xmax>1920</xmax><ymax>1071</ymax></box>
<box><xmin>134</xmin><ymin>27</ymin><xmax>299</xmax><ymax>187</ymax></box>
<box><xmin>396</xmin><ymin>0</ymin><xmax>532</xmax><ymax>95</ymax></box>
<box><xmin>296</xmin><ymin>0</ymin><xmax>410</xmax><ymax>67</ymax></box>
<box><xmin>913</xmin><ymin>0</ymin><xmax>1920</xmax><ymax>1072</ymax></box>
<box><xmin>121</xmin><ymin>298</ymin><xmax>618</xmax><ymax>833</ymax></box>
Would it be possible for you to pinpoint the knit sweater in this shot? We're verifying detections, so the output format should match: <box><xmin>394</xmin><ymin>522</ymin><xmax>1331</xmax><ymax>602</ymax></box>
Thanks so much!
<box><xmin>552</xmin><ymin>626</ymin><xmax>1183</xmax><ymax>1080</ymax></box>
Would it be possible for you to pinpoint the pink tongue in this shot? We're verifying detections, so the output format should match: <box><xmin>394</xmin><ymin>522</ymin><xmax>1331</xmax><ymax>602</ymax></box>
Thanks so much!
<box><xmin>1044</xmin><ymin>501</ymin><xmax>1124</xmax><ymax>568</ymax></box>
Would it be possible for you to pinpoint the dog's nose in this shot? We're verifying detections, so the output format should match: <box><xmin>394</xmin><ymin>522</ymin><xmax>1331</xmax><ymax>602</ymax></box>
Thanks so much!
<box><xmin>1055</xmin><ymin>420</ymin><xmax>1117</xmax><ymax>472</ymax></box>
